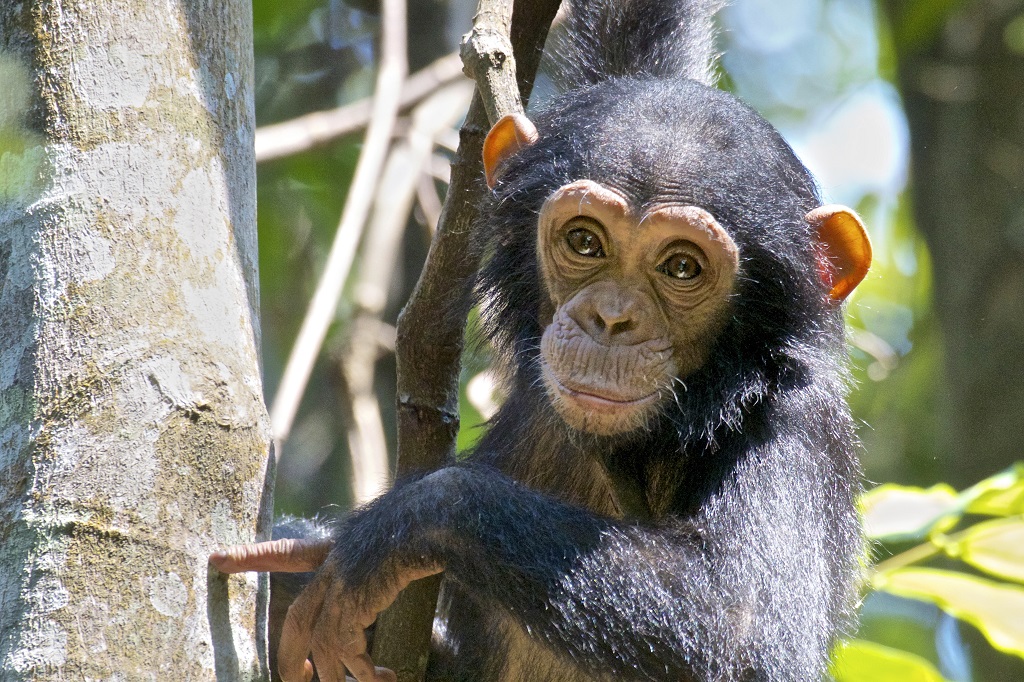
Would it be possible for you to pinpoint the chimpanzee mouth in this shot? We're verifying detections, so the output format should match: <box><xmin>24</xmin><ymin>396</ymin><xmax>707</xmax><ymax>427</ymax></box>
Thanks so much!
<box><xmin>542</xmin><ymin>366</ymin><xmax>661</xmax><ymax>414</ymax></box>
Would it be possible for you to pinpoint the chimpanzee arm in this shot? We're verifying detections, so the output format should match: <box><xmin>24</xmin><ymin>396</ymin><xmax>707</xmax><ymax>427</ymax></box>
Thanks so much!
<box><xmin>306</xmin><ymin>443</ymin><xmax>840</xmax><ymax>682</ymax></box>
<box><xmin>342</xmin><ymin>464</ymin><xmax>720</xmax><ymax>679</ymax></box>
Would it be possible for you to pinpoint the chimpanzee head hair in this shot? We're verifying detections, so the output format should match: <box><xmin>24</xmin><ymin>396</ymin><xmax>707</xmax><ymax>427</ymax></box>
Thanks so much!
<box><xmin>553</xmin><ymin>0</ymin><xmax>727</xmax><ymax>88</ymax></box>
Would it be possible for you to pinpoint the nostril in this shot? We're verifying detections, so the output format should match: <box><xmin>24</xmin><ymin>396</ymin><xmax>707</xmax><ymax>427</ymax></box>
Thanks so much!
<box><xmin>608</xmin><ymin>319</ymin><xmax>635</xmax><ymax>336</ymax></box>
<box><xmin>589</xmin><ymin>314</ymin><xmax>634</xmax><ymax>338</ymax></box>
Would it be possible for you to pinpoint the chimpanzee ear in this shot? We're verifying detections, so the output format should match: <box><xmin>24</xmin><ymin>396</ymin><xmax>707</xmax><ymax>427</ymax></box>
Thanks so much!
<box><xmin>483</xmin><ymin>114</ymin><xmax>539</xmax><ymax>189</ymax></box>
<box><xmin>806</xmin><ymin>205</ymin><xmax>872</xmax><ymax>302</ymax></box>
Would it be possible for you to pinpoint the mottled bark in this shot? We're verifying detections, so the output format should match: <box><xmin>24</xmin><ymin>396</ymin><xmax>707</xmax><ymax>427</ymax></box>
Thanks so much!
<box><xmin>887</xmin><ymin>0</ymin><xmax>1024</xmax><ymax>488</ymax></box>
<box><xmin>0</xmin><ymin>1</ymin><xmax>272</xmax><ymax>680</ymax></box>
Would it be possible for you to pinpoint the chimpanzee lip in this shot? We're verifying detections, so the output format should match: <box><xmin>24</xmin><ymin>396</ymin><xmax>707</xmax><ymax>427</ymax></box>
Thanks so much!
<box><xmin>544</xmin><ymin>367</ymin><xmax>660</xmax><ymax>412</ymax></box>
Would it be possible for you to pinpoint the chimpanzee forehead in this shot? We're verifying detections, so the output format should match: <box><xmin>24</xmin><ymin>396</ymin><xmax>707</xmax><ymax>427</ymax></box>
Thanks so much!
<box><xmin>540</xmin><ymin>79</ymin><xmax>817</xmax><ymax>213</ymax></box>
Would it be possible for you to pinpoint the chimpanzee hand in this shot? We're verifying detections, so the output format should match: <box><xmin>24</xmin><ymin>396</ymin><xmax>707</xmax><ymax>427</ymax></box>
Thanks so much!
<box><xmin>210</xmin><ymin>538</ymin><xmax>441</xmax><ymax>682</ymax></box>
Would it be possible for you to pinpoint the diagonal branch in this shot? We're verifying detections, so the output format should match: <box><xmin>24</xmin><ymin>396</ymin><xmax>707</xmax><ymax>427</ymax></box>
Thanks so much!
<box><xmin>255</xmin><ymin>52</ymin><xmax>464</xmax><ymax>163</ymax></box>
<box><xmin>460</xmin><ymin>0</ymin><xmax>522</xmax><ymax>123</ymax></box>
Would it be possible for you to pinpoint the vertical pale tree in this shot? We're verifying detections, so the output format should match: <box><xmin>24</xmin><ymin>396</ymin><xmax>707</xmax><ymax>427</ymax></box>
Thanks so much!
<box><xmin>0</xmin><ymin>2</ymin><xmax>272</xmax><ymax>680</ymax></box>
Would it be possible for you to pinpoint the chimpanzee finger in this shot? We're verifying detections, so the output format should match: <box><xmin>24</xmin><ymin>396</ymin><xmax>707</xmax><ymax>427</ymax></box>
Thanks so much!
<box><xmin>342</xmin><ymin>669</ymin><xmax>394</xmax><ymax>682</ymax></box>
<box><xmin>277</xmin><ymin>574</ymin><xmax>328</xmax><ymax>682</ymax></box>
<box><xmin>341</xmin><ymin>654</ymin><xmax>396</xmax><ymax>682</ymax></box>
<box><xmin>307</xmin><ymin>583</ymin><xmax>369</xmax><ymax>677</ymax></box>
<box><xmin>210</xmin><ymin>538</ymin><xmax>333</xmax><ymax>573</ymax></box>
<box><xmin>308</xmin><ymin>643</ymin><xmax>347</xmax><ymax>682</ymax></box>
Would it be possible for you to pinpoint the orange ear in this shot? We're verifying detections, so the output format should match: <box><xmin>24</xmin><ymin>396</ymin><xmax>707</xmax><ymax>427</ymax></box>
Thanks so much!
<box><xmin>482</xmin><ymin>114</ymin><xmax>538</xmax><ymax>189</ymax></box>
<box><xmin>806</xmin><ymin>205</ymin><xmax>872</xmax><ymax>302</ymax></box>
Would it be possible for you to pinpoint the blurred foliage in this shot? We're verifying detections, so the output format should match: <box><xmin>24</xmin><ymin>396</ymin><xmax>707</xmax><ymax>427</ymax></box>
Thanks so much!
<box><xmin>886</xmin><ymin>0</ymin><xmax>967</xmax><ymax>54</ymax></box>
<box><xmin>254</xmin><ymin>0</ymin><xmax>378</xmax><ymax>124</ymax></box>
<box><xmin>834</xmin><ymin>465</ymin><xmax>1024</xmax><ymax>679</ymax></box>
<box><xmin>720</xmin><ymin>0</ymin><xmax>948</xmax><ymax>485</ymax></box>
<box><xmin>833</xmin><ymin>639</ymin><xmax>946</xmax><ymax>682</ymax></box>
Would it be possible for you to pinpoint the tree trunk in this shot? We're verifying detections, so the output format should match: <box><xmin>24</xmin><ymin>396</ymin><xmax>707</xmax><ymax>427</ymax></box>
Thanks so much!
<box><xmin>887</xmin><ymin>0</ymin><xmax>1024</xmax><ymax>488</ymax></box>
<box><xmin>0</xmin><ymin>2</ymin><xmax>272</xmax><ymax>680</ymax></box>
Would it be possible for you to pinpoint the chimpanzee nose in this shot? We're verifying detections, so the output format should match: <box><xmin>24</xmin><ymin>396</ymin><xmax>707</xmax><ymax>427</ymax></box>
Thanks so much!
<box><xmin>591</xmin><ymin>308</ymin><xmax>636</xmax><ymax>338</ymax></box>
<box><xmin>567</xmin><ymin>283</ymin><xmax>651</xmax><ymax>345</ymax></box>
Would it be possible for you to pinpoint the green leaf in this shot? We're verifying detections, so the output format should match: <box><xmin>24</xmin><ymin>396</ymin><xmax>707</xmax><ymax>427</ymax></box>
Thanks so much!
<box><xmin>831</xmin><ymin>639</ymin><xmax>946</xmax><ymax>682</ymax></box>
<box><xmin>947</xmin><ymin>518</ymin><xmax>1024</xmax><ymax>583</ymax></box>
<box><xmin>876</xmin><ymin>568</ymin><xmax>1024</xmax><ymax>658</ymax></box>
<box><xmin>962</xmin><ymin>464</ymin><xmax>1024</xmax><ymax>517</ymax></box>
<box><xmin>861</xmin><ymin>483</ymin><xmax>960</xmax><ymax>541</ymax></box>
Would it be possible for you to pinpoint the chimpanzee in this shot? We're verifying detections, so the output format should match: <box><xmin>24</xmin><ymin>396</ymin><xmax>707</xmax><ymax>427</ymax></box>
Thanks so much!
<box><xmin>212</xmin><ymin>0</ymin><xmax>872</xmax><ymax>679</ymax></box>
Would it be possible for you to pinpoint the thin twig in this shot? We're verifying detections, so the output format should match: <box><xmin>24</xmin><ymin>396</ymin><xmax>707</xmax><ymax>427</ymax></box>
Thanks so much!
<box><xmin>255</xmin><ymin>52</ymin><xmax>464</xmax><ymax>163</ymax></box>
<box><xmin>344</xmin><ymin>82</ymin><xmax>474</xmax><ymax>505</ymax></box>
<box><xmin>343</xmin><ymin>315</ymin><xmax>392</xmax><ymax>505</ymax></box>
<box><xmin>428</xmin><ymin>153</ymin><xmax>454</xmax><ymax>182</ymax></box>
<box><xmin>268</xmin><ymin>0</ymin><xmax>408</xmax><ymax>450</ymax></box>
<box><xmin>871</xmin><ymin>540</ymin><xmax>943</xmax><ymax>578</ymax></box>
<box><xmin>434</xmin><ymin>129</ymin><xmax>461</xmax><ymax>154</ymax></box>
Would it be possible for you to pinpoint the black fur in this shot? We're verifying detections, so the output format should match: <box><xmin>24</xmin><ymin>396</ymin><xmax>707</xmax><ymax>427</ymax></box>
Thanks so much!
<box><xmin>554</xmin><ymin>0</ymin><xmax>726</xmax><ymax>87</ymax></box>
<box><xmin>306</xmin><ymin>1</ymin><xmax>863</xmax><ymax>680</ymax></box>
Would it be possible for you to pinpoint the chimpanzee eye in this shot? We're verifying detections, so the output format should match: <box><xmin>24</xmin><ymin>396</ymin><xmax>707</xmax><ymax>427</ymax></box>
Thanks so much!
<box><xmin>658</xmin><ymin>253</ymin><xmax>703</xmax><ymax>280</ymax></box>
<box><xmin>566</xmin><ymin>221</ymin><xmax>605</xmax><ymax>258</ymax></box>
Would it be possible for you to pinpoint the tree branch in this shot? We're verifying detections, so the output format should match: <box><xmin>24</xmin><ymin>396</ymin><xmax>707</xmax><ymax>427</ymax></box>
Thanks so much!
<box><xmin>371</xmin><ymin>1</ymin><xmax>561</xmax><ymax>679</ymax></box>
<box><xmin>255</xmin><ymin>52</ymin><xmax>463</xmax><ymax>163</ymax></box>
<box><xmin>460</xmin><ymin>0</ymin><xmax>521</xmax><ymax>123</ymax></box>
<box><xmin>344</xmin><ymin>82</ymin><xmax>474</xmax><ymax>506</ymax></box>
<box><xmin>268</xmin><ymin>0</ymin><xmax>408</xmax><ymax>450</ymax></box>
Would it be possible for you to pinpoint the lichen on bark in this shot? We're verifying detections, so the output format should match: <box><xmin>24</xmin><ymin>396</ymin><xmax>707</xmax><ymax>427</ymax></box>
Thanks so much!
<box><xmin>0</xmin><ymin>1</ymin><xmax>272</xmax><ymax>679</ymax></box>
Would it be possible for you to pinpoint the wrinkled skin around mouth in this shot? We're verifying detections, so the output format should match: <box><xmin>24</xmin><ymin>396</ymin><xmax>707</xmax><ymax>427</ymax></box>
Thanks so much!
<box><xmin>539</xmin><ymin>312</ymin><xmax>677</xmax><ymax>436</ymax></box>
